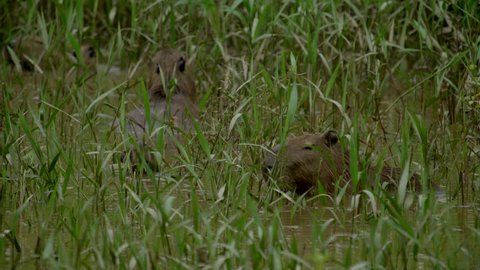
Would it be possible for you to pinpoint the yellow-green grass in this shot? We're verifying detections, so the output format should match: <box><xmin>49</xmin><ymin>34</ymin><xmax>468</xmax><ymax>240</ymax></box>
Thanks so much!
<box><xmin>1</xmin><ymin>1</ymin><xmax>479</xmax><ymax>269</ymax></box>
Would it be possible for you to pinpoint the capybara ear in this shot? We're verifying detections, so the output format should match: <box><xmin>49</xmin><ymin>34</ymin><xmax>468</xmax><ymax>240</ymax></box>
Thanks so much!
<box><xmin>324</xmin><ymin>130</ymin><xmax>338</xmax><ymax>147</ymax></box>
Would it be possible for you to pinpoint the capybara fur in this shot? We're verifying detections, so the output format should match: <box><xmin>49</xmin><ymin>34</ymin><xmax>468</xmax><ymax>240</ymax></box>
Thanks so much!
<box><xmin>147</xmin><ymin>48</ymin><xmax>196</xmax><ymax>101</ymax></box>
<box><xmin>3</xmin><ymin>35</ymin><xmax>96</xmax><ymax>72</ymax></box>
<box><xmin>69</xmin><ymin>44</ymin><xmax>97</xmax><ymax>68</ymax></box>
<box><xmin>263</xmin><ymin>130</ymin><xmax>421</xmax><ymax>195</ymax></box>
<box><xmin>114</xmin><ymin>48</ymin><xmax>197</xmax><ymax>169</ymax></box>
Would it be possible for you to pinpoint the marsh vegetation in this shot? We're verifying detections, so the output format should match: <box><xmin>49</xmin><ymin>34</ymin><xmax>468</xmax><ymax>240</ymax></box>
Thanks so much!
<box><xmin>1</xmin><ymin>1</ymin><xmax>479</xmax><ymax>269</ymax></box>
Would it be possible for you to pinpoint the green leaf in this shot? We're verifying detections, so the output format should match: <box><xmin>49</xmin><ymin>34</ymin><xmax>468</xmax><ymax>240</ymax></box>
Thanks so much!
<box><xmin>193</xmin><ymin>118</ymin><xmax>211</xmax><ymax>156</ymax></box>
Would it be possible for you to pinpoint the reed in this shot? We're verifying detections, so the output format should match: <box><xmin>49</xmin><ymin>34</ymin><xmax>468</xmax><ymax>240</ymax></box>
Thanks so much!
<box><xmin>1</xmin><ymin>0</ymin><xmax>479</xmax><ymax>268</ymax></box>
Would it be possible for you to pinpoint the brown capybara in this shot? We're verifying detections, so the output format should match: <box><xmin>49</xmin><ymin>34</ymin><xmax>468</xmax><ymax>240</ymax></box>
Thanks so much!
<box><xmin>147</xmin><ymin>48</ymin><xmax>196</xmax><ymax>101</ymax></box>
<box><xmin>263</xmin><ymin>130</ymin><xmax>422</xmax><ymax>195</ymax></box>
<box><xmin>68</xmin><ymin>44</ymin><xmax>97</xmax><ymax>68</ymax></box>
<box><xmin>3</xmin><ymin>35</ymin><xmax>96</xmax><ymax>72</ymax></box>
<box><xmin>114</xmin><ymin>48</ymin><xmax>197</xmax><ymax>168</ymax></box>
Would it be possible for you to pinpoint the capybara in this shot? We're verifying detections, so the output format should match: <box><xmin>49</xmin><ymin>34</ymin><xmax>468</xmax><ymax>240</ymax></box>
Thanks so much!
<box><xmin>3</xmin><ymin>35</ymin><xmax>96</xmax><ymax>72</ymax></box>
<box><xmin>263</xmin><ymin>130</ymin><xmax>422</xmax><ymax>195</ymax></box>
<box><xmin>114</xmin><ymin>48</ymin><xmax>197</xmax><ymax>169</ymax></box>
<box><xmin>147</xmin><ymin>48</ymin><xmax>196</xmax><ymax>101</ymax></box>
<box><xmin>68</xmin><ymin>44</ymin><xmax>97</xmax><ymax>68</ymax></box>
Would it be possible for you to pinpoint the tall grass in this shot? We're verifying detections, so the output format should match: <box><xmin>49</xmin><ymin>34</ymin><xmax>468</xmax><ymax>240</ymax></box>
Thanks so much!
<box><xmin>1</xmin><ymin>0</ymin><xmax>479</xmax><ymax>268</ymax></box>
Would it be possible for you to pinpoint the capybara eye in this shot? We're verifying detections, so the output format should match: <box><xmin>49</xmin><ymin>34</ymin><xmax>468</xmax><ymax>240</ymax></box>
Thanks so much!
<box><xmin>178</xmin><ymin>57</ymin><xmax>185</xmax><ymax>72</ymax></box>
<box><xmin>88</xmin><ymin>46</ymin><xmax>95</xmax><ymax>58</ymax></box>
<box><xmin>303</xmin><ymin>145</ymin><xmax>313</xmax><ymax>150</ymax></box>
<box><xmin>156</xmin><ymin>65</ymin><xmax>160</xmax><ymax>74</ymax></box>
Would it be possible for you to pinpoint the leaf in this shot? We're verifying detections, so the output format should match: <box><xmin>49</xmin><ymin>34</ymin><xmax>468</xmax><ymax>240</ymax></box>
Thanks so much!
<box><xmin>48</xmin><ymin>151</ymin><xmax>61</xmax><ymax>173</ymax></box>
<box><xmin>193</xmin><ymin>118</ymin><xmax>211</xmax><ymax>156</ymax></box>
<box><xmin>86</xmin><ymin>81</ymin><xmax>127</xmax><ymax>114</ymax></box>
<box><xmin>284</xmin><ymin>83</ymin><xmax>298</xmax><ymax>138</ymax></box>
<box><xmin>19</xmin><ymin>113</ymin><xmax>43</xmax><ymax>163</ymax></box>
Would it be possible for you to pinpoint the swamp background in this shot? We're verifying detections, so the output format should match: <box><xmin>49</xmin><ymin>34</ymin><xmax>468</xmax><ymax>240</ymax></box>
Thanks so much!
<box><xmin>0</xmin><ymin>0</ymin><xmax>479</xmax><ymax>269</ymax></box>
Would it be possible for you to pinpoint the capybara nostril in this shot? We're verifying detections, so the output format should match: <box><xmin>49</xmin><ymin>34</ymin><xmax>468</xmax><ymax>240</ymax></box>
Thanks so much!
<box><xmin>262</xmin><ymin>164</ymin><xmax>273</xmax><ymax>175</ymax></box>
<box><xmin>262</xmin><ymin>160</ymin><xmax>271</xmax><ymax>169</ymax></box>
<box><xmin>262</xmin><ymin>163</ymin><xmax>274</xmax><ymax>182</ymax></box>
<box><xmin>262</xmin><ymin>148</ymin><xmax>277</xmax><ymax>174</ymax></box>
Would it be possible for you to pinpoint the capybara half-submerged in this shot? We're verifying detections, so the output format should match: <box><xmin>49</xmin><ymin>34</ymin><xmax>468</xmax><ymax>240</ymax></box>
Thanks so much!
<box><xmin>263</xmin><ymin>130</ymin><xmax>422</xmax><ymax>195</ymax></box>
<box><xmin>114</xmin><ymin>48</ymin><xmax>197</xmax><ymax>168</ymax></box>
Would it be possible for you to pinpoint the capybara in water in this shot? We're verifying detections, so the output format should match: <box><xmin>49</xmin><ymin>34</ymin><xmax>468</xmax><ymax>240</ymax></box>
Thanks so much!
<box><xmin>114</xmin><ymin>48</ymin><xmax>197</xmax><ymax>168</ymax></box>
<box><xmin>3</xmin><ymin>35</ymin><xmax>96</xmax><ymax>72</ymax></box>
<box><xmin>263</xmin><ymin>130</ymin><xmax>422</xmax><ymax>195</ymax></box>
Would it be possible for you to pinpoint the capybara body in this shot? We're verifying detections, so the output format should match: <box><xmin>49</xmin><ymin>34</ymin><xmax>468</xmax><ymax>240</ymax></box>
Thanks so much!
<box><xmin>115</xmin><ymin>48</ymin><xmax>197</xmax><ymax>168</ymax></box>
<box><xmin>263</xmin><ymin>131</ymin><xmax>420</xmax><ymax>194</ymax></box>
<box><xmin>117</xmin><ymin>94</ymin><xmax>196</xmax><ymax>141</ymax></box>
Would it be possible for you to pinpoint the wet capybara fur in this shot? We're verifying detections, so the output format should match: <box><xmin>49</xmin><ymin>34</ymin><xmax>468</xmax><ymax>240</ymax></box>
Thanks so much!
<box><xmin>147</xmin><ymin>48</ymin><xmax>196</xmax><ymax>101</ymax></box>
<box><xmin>114</xmin><ymin>48</ymin><xmax>197</xmax><ymax>169</ymax></box>
<box><xmin>263</xmin><ymin>130</ymin><xmax>421</xmax><ymax>195</ymax></box>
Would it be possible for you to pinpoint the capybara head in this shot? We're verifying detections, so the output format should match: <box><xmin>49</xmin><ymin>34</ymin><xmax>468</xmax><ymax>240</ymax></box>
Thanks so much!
<box><xmin>3</xmin><ymin>37</ymin><xmax>40</xmax><ymax>72</ymax></box>
<box><xmin>69</xmin><ymin>44</ymin><xmax>96</xmax><ymax>67</ymax></box>
<box><xmin>5</xmin><ymin>36</ymin><xmax>98</xmax><ymax>72</ymax></box>
<box><xmin>148</xmin><ymin>48</ymin><xmax>196</xmax><ymax>101</ymax></box>
<box><xmin>263</xmin><ymin>130</ymin><xmax>349</xmax><ymax>194</ymax></box>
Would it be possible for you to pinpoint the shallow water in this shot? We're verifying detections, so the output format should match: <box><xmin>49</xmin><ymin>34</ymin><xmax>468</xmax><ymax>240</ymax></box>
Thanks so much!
<box><xmin>273</xmin><ymin>187</ymin><xmax>474</xmax><ymax>268</ymax></box>
<box><xmin>2</xmin><ymin>68</ymin><xmax>479</xmax><ymax>268</ymax></box>
<box><xmin>1</xmin><ymin>165</ymin><xmax>479</xmax><ymax>269</ymax></box>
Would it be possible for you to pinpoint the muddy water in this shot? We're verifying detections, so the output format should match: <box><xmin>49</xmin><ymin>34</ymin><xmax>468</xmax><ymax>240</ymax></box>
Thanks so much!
<box><xmin>2</xmin><ymin>67</ymin><xmax>477</xmax><ymax>268</ymax></box>
<box><xmin>276</xmin><ymin>191</ymin><xmax>476</xmax><ymax>268</ymax></box>
<box><xmin>1</xmin><ymin>170</ymin><xmax>477</xmax><ymax>269</ymax></box>
<box><xmin>279</xmin><ymin>205</ymin><xmax>365</xmax><ymax>246</ymax></box>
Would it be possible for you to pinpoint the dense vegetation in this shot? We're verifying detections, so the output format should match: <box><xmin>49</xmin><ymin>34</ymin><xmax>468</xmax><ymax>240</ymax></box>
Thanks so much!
<box><xmin>1</xmin><ymin>0</ymin><xmax>479</xmax><ymax>269</ymax></box>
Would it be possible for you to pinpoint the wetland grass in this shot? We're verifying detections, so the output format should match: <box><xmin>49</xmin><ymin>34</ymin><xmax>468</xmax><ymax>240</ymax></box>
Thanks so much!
<box><xmin>1</xmin><ymin>1</ymin><xmax>479</xmax><ymax>269</ymax></box>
